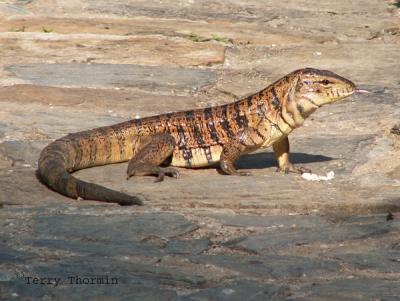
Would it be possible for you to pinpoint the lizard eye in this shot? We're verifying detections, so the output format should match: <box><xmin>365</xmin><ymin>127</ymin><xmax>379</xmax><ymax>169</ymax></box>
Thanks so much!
<box><xmin>321</xmin><ymin>79</ymin><xmax>331</xmax><ymax>85</ymax></box>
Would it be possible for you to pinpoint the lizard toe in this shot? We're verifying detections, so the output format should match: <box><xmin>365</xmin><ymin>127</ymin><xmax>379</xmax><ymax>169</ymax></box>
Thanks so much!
<box><xmin>296</xmin><ymin>166</ymin><xmax>312</xmax><ymax>174</ymax></box>
<box><xmin>277</xmin><ymin>164</ymin><xmax>311</xmax><ymax>175</ymax></box>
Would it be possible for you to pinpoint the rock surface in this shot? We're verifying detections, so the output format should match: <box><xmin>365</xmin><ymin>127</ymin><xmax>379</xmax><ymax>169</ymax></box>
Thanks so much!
<box><xmin>0</xmin><ymin>0</ymin><xmax>399</xmax><ymax>299</ymax></box>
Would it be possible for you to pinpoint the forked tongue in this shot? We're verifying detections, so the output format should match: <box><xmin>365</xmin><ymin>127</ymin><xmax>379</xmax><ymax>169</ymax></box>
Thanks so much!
<box><xmin>355</xmin><ymin>88</ymin><xmax>371</xmax><ymax>93</ymax></box>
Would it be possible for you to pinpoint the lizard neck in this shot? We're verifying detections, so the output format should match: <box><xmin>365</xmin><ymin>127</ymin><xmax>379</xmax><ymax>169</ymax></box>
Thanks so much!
<box><xmin>259</xmin><ymin>75</ymin><xmax>319</xmax><ymax>132</ymax></box>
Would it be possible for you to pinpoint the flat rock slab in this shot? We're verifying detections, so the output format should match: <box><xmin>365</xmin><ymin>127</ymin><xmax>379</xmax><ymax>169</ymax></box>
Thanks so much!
<box><xmin>0</xmin><ymin>245</ymin><xmax>34</xmax><ymax>263</ymax></box>
<box><xmin>1</xmin><ymin>280</ymin><xmax>179</xmax><ymax>301</ymax></box>
<box><xmin>209</xmin><ymin>214</ymin><xmax>331</xmax><ymax>228</ymax></box>
<box><xmin>333</xmin><ymin>251</ymin><xmax>400</xmax><ymax>273</ymax></box>
<box><xmin>181</xmin><ymin>279</ymin><xmax>289</xmax><ymax>301</ymax></box>
<box><xmin>0</xmin><ymin>3</ymin><xmax>31</xmax><ymax>16</ymax></box>
<box><xmin>0</xmin><ymin>84</ymin><xmax>214</xmax><ymax>110</ymax></box>
<box><xmin>26</xmin><ymin>237</ymin><xmax>165</xmax><ymax>257</ymax></box>
<box><xmin>32</xmin><ymin>256</ymin><xmax>207</xmax><ymax>288</ymax></box>
<box><xmin>33</xmin><ymin>212</ymin><xmax>198</xmax><ymax>240</ymax></box>
<box><xmin>190</xmin><ymin>255</ymin><xmax>339</xmax><ymax>279</ymax></box>
<box><xmin>165</xmin><ymin>238</ymin><xmax>211</xmax><ymax>255</ymax></box>
<box><xmin>21</xmin><ymin>212</ymin><xmax>200</xmax><ymax>263</ymax></box>
<box><xmin>227</xmin><ymin>42</ymin><xmax>400</xmax><ymax>86</ymax></box>
<box><xmin>0</xmin><ymin>34</ymin><xmax>225</xmax><ymax>66</ymax></box>
<box><xmin>86</xmin><ymin>0</ymin><xmax>389</xmax><ymax>21</ymax></box>
<box><xmin>5</xmin><ymin>64</ymin><xmax>217</xmax><ymax>92</ymax></box>
<box><xmin>291</xmin><ymin>279</ymin><xmax>400</xmax><ymax>301</ymax></box>
<box><xmin>0</xmin><ymin>16</ymin><xmax>318</xmax><ymax>47</ymax></box>
<box><xmin>230</xmin><ymin>220</ymin><xmax>397</xmax><ymax>253</ymax></box>
<box><xmin>0</xmin><ymin>140</ymin><xmax>47</xmax><ymax>167</ymax></box>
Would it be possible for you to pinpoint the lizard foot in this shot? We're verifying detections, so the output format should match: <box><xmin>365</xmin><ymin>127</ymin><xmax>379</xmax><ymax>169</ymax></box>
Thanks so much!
<box><xmin>222</xmin><ymin>170</ymin><xmax>252</xmax><ymax>176</ymax></box>
<box><xmin>276</xmin><ymin>163</ymin><xmax>311</xmax><ymax>175</ymax></box>
<box><xmin>220</xmin><ymin>161</ymin><xmax>252</xmax><ymax>176</ymax></box>
<box><xmin>127</xmin><ymin>163</ymin><xmax>179</xmax><ymax>181</ymax></box>
<box><xmin>154</xmin><ymin>167</ymin><xmax>180</xmax><ymax>183</ymax></box>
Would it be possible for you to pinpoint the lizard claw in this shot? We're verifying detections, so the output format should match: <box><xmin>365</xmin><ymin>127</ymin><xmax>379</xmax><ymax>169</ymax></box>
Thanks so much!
<box><xmin>276</xmin><ymin>164</ymin><xmax>311</xmax><ymax>174</ymax></box>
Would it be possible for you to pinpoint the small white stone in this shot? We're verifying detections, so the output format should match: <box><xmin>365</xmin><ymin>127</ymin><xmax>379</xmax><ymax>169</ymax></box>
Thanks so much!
<box><xmin>302</xmin><ymin>171</ymin><xmax>335</xmax><ymax>181</ymax></box>
<box><xmin>222</xmin><ymin>288</ymin><xmax>235</xmax><ymax>295</ymax></box>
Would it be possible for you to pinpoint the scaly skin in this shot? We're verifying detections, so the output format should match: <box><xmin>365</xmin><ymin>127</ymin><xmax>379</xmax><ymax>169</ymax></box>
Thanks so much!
<box><xmin>38</xmin><ymin>68</ymin><xmax>361</xmax><ymax>205</ymax></box>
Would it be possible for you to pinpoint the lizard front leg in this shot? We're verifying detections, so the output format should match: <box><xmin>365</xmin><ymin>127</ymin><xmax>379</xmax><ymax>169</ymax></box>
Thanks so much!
<box><xmin>127</xmin><ymin>133</ymin><xmax>179</xmax><ymax>182</ymax></box>
<box><xmin>272</xmin><ymin>137</ymin><xmax>311</xmax><ymax>174</ymax></box>
<box><xmin>220</xmin><ymin>128</ymin><xmax>263</xmax><ymax>176</ymax></box>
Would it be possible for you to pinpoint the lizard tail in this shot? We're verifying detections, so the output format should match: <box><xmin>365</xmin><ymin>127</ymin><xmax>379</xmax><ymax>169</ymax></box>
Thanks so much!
<box><xmin>38</xmin><ymin>129</ymin><xmax>144</xmax><ymax>206</ymax></box>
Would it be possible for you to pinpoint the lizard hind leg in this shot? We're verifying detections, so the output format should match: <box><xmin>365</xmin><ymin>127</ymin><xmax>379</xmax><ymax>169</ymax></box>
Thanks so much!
<box><xmin>127</xmin><ymin>133</ymin><xmax>179</xmax><ymax>182</ymax></box>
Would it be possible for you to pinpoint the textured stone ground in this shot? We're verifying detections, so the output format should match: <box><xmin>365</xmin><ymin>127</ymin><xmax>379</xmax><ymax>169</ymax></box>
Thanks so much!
<box><xmin>0</xmin><ymin>0</ymin><xmax>399</xmax><ymax>300</ymax></box>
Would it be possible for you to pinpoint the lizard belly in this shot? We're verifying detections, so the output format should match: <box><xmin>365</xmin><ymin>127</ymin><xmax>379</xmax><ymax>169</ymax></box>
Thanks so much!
<box><xmin>171</xmin><ymin>145</ymin><xmax>223</xmax><ymax>168</ymax></box>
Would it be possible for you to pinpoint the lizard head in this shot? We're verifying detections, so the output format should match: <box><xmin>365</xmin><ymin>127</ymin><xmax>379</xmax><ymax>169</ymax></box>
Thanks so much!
<box><xmin>292</xmin><ymin>68</ymin><xmax>360</xmax><ymax>108</ymax></box>
<box><xmin>278</xmin><ymin>68</ymin><xmax>368</xmax><ymax>128</ymax></box>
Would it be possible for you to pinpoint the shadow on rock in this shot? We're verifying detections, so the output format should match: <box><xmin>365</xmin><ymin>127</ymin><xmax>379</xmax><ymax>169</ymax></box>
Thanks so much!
<box><xmin>236</xmin><ymin>152</ymin><xmax>332</xmax><ymax>169</ymax></box>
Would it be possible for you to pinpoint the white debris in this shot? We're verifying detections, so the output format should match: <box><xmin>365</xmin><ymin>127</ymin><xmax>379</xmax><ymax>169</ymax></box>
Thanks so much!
<box><xmin>222</xmin><ymin>288</ymin><xmax>235</xmax><ymax>295</ymax></box>
<box><xmin>302</xmin><ymin>171</ymin><xmax>335</xmax><ymax>181</ymax></box>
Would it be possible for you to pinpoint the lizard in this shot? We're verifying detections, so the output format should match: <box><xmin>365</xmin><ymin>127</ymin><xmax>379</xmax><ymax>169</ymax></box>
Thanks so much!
<box><xmin>38</xmin><ymin>68</ymin><xmax>367</xmax><ymax>206</ymax></box>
